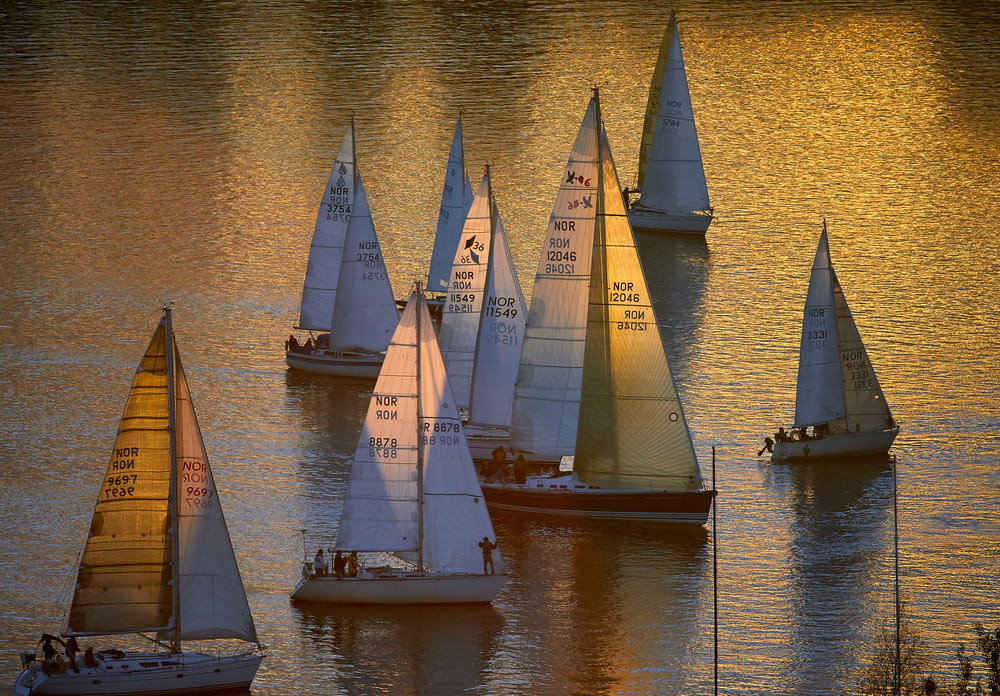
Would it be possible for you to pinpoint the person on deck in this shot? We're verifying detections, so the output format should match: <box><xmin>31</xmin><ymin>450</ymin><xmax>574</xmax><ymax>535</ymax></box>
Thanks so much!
<box><xmin>313</xmin><ymin>549</ymin><xmax>327</xmax><ymax>577</ymax></box>
<box><xmin>333</xmin><ymin>550</ymin><xmax>346</xmax><ymax>579</ymax></box>
<box><xmin>478</xmin><ymin>537</ymin><xmax>497</xmax><ymax>575</ymax></box>
<box><xmin>347</xmin><ymin>551</ymin><xmax>359</xmax><ymax>577</ymax></box>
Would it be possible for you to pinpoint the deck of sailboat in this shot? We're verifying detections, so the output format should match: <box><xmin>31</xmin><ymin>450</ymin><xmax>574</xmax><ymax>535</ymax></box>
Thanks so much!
<box><xmin>15</xmin><ymin>649</ymin><xmax>263</xmax><ymax>696</ymax></box>
<box><xmin>627</xmin><ymin>206</ymin><xmax>713</xmax><ymax>234</ymax></box>
<box><xmin>772</xmin><ymin>427</ymin><xmax>899</xmax><ymax>463</ymax></box>
<box><xmin>290</xmin><ymin>571</ymin><xmax>505</xmax><ymax>605</ymax></box>
<box><xmin>285</xmin><ymin>348</ymin><xmax>383</xmax><ymax>378</ymax></box>
<box><xmin>481</xmin><ymin>481</ymin><xmax>715</xmax><ymax>523</ymax></box>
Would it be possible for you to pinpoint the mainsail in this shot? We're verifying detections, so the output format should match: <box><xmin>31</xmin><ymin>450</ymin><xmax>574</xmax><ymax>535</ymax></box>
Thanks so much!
<box><xmin>336</xmin><ymin>290</ymin><xmax>500</xmax><ymax>575</ymax></box>
<box><xmin>298</xmin><ymin>126</ymin><xmax>354</xmax><ymax>331</ymax></box>
<box><xmin>440</xmin><ymin>167</ymin><xmax>527</xmax><ymax>427</ymax></box>
<box><xmin>438</xmin><ymin>172</ymin><xmax>493</xmax><ymax>410</ymax></box>
<box><xmin>427</xmin><ymin>118</ymin><xmax>474</xmax><ymax>293</ymax></box>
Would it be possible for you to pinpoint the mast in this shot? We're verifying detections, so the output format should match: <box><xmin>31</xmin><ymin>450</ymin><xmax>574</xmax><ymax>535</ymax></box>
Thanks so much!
<box><xmin>415</xmin><ymin>282</ymin><xmax>425</xmax><ymax>572</ymax></box>
<box><xmin>163</xmin><ymin>303</ymin><xmax>181</xmax><ymax>653</ymax></box>
<box><xmin>893</xmin><ymin>453</ymin><xmax>901</xmax><ymax>696</ymax></box>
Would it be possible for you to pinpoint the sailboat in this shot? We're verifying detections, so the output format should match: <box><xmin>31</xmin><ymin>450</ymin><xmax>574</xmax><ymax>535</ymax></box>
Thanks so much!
<box><xmin>769</xmin><ymin>221</ymin><xmax>899</xmax><ymax>462</ymax></box>
<box><xmin>484</xmin><ymin>89</ymin><xmax>716</xmax><ymax>523</ymax></box>
<box><xmin>286</xmin><ymin>118</ymin><xmax>400</xmax><ymax>378</ymax></box>
<box><xmin>626</xmin><ymin>11</ymin><xmax>713</xmax><ymax>235</ymax></box>
<box><xmin>437</xmin><ymin>166</ymin><xmax>527</xmax><ymax>460</ymax></box>
<box><xmin>15</xmin><ymin>306</ymin><xmax>263</xmax><ymax>696</ymax></box>
<box><xmin>290</xmin><ymin>287</ymin><xmax>506</xmax><ymax>604</ymax></box>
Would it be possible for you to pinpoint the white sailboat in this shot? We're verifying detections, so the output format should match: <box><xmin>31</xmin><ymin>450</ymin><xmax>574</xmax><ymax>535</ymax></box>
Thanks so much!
<box><xmin>487</xmin><ymin>89</ymin><xmax>715</xmax><ymax>523</ymax></box>
<box><xmin>290</xmin><ymin>287</ymin><xmax>506</xmax><ymax>604</ymax></box>
<box><xmin>626</xmin><ymin>11</ymin><xmax>713</xmax><ymax>235</ymax></box>
<box><xmin>769</xmin><ymin>221</ymin><xmax>899</xmax><ymax>462</ymax></box>
<box><xmin>286</xmin><ymin>118</ymin><xmax>400</xmax><ymax>377</ymax></box>
<box><xmin>437</xmin><ymin>166</ymin><xmax>527</xmax><ymax>459</ymax></box>
<box><xmin>16</xmin><ymin>306</ymin><xmax>263</xmax><ymax>696</ymax></box>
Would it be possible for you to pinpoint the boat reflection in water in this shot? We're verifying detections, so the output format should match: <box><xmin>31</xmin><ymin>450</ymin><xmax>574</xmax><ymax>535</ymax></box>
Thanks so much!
<box><xmin>489</xmin><ymin>514</ymin><xmax>712</xmax><ymax>694</ymax></box>
<box><xmin>771</xmin><ymin>454</ymin><xmax>893</xmax><ymax>693</ymax></box>
<box><xmin>293</xmin><ymin>603</ymin><xmax>504</xmax><ymax>694</ymax></box>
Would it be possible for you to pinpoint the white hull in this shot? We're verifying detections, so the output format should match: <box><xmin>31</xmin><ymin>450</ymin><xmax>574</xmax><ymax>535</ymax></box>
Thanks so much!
<box><xmin>772</xmin><ymin>427</ymin><xmax>899</xmax><ymax>462</ymax></box>
<box><xmin>627</xmin><ymin>207</ymin><xmax>712</xmax><ymax>234</ymax></box>
<box><xmin>15</xmin><ymin>650</ymin><xmax>262</xmax><ymax>696</ymax></box>
<box><xmin>290</xmin><ymin>570</ymin><xmax>505</xmax><ymax>605</ymax></box>
<box><xmin>285</xmin><ymin>349</ymin><xmax>383</xmax><ymax>378</ymax></box>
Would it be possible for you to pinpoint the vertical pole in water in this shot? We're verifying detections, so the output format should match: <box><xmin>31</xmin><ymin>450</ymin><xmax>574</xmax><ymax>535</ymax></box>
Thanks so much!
<box><xmin>893</xmin><ymin>453</ymin><xmax>901</xmax><ymax>696</ymax></box>
<box><xmin>712</xmin><ymin>446</ymin><xmax>718</xmax><ymax>696</ymax></box>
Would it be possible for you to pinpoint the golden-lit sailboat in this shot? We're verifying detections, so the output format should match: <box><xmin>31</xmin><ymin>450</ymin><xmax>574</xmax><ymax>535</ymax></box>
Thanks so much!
<box><xmin>16</xmin><ymin>306</ymin><xmax>263</xmax><ymax>696</ymax></box>
<box><xmin>485</xmin><ymin>89</ymin><xmax>716</xmax><ymax>523</ymax></box>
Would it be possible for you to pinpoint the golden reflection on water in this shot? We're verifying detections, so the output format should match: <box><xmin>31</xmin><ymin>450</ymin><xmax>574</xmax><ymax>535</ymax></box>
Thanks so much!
<box><xmin>1</xmin><ymin>1</ymin><xmax>998</xmax><ymax>694</ymax></box>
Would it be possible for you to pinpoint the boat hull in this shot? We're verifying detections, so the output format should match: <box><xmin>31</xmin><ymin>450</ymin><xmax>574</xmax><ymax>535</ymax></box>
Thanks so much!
<box><xmin>290</xmin><ymin>571</ymin><xmax>505</xmax><ymax>604</ymax></box>
<box><xmin>15</xmin><ymin>650</ymin><xmax>262</xmax><ymax>696</ymax></box>
<box><xmin>771</xmin><ymin>427</ymin><xmax>899</xmax><ymax>462</ymax></box>
<box><xmin>285</xmin><ymin>349</ymin><xmax>383</xmax><ymax>378</ymax></box>
<box><xmin>481</xmin><ymin>484</ymin><xmax>715</xmax><ymax>523</ymax></box>
<box><xmin>627</xmin><ymin>208</ymin><xmax>712</xmax><ymax>235</ymax></box>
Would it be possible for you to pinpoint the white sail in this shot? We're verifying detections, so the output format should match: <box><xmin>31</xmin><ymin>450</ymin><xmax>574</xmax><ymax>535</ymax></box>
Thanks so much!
<box><xmin>438</xmin><ymin>173</ymin><xmax>493</xmax><ymax>410</ymax></box>
<box><xmin>467</xmin><ymin>177</ymin><xmax>527</xmax><ymax>431</ymax></box>
<box><xmin>427</xmin><ymin>118</ymin><xmax>474</xmax><ymax>293</ymax></box>
<box><xmin>172</xmin><ymin>356</ymin><xmax>258</xmax><ymax>643</ymax></box>
<box><xmin>337</xmin><ymin>290</ymin><xmax>500</xmax><ymax>576</ymax></box>
<box><xmin>574</xmin><ymin>123</ymin><xmax>702</xmax><ymax>490</ymax></box>
<box><xmin>509</xmin><ymin>100</ymin><xmax>599</xmax><ymax>461</ymax></box>
<box><xmin>794</xmin><ymin>226</ymin><xmax>847</xmax><ymax>427</ymax></box>
<box><xmin>298</xmin><ymin>127</ymin><xmax>353</xmax><ymax>331</ymax></box>
<box><xmin>635</xmin><ymin>11</ymin><xmax>710</xmax><ymax>215</ymax></box>
<box><xmin>328</xmin><ymin>166</ymin><xmax>400</xmax><ymax>352</ymax></box>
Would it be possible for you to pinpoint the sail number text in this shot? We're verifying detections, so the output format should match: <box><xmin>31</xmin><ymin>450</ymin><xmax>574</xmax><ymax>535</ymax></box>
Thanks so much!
<box><xmin>326</xmin><ymin>186</ymin><xmax>351</xmax><ymax>223</ymax></box>
<box><xmin>545</xmin><ymin>232</ymin><xmax>577</xmax><ymax>274</ymax></box>
<box><xmin>103</xmin><ymin>447</ymin><xmax>139</xmax><ymax>499</ymax></box>
<box><xmin>843</xmin><ymin>350</ymin><xmax>874</xmax><ymax>390</ymax></box>
<box><xmin>422</xmin><ymin>421</ymin><xmax>462</xmax><ymax>447</ymax></box>
<box><xmin>182</xmin><ymin>460</ymin><xmax>215</xmax><ymax>508</ymax></box>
